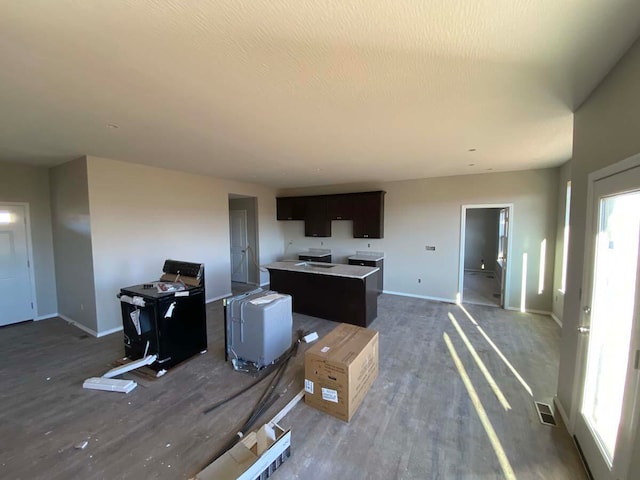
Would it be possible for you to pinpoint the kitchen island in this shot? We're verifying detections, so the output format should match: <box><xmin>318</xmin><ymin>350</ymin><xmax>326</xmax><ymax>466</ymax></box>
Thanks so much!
<box><xmin>264</xmin><ymin>261</ymin><xmax>379</xmax><ymax>327</ymax></box>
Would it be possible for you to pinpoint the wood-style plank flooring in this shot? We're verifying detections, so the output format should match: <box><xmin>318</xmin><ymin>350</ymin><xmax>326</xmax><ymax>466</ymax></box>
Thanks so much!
<box><xmin>0</xmin><ymin>294</ymin><xmax>586</xmax><ymax>479</ymax></box>
<box><xmin>463</xmin><ymin>270</ymin><xmax>501</xmax><ymax>307</ymax></box>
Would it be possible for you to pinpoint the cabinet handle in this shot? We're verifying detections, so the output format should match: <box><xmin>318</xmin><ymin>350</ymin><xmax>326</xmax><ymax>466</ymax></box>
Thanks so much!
<box><xmin>360</xmin><ymin>262</ymin><xmax>364</xmax><ymax>266</ymax></box>
<box><xmin>363</xmin><ymin>234</ymin><xmax>369</xmax><ymax>238</ymax></box>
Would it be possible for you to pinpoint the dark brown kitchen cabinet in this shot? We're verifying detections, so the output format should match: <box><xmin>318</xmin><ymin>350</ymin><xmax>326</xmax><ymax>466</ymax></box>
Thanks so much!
<box><xmin>352</xmin><ymin>191</ymin><xmax>385</xmax><ymax>238</ymax></box>
<box><xmin>266</xmin><ymin>267</ymin><xmax>378</xmax><ymax>327</ymax></box>
<box><xmin>304</xmin><ymin>196</ymin><xmax>331</xmax><ymax>237</ymax></box>
<box><xmin>299</xmin><ymin>253</ymin><xmax>332</xmax><ymax>263</ymax></box>
<box><xmin>328</xmin><ymin>194</ymin><xmax>353</xmax><ymax>220</ymax></box>
<box><xmin>276</xmin><ymin>191</ymin><xmax>385</xmax><ymax>239</ymax></box>
<box><xmin>276</xmin><ymin>196</ymin><xmax>306</xmax><ymax>220</ymax></box>
<box><xmin>348</xmin><ymin>258</ymin><xmax>383</xmax><ymax>294</ymax></box>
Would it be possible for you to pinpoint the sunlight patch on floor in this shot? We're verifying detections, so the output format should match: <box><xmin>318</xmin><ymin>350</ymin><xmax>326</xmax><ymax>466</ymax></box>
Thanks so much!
<box><xmin>448</xmin><ymin>312</ymin><xmax>511</xmax><ymax>411</ymax></box>
<box><xmin>456</xmin><ymin>303</ymin><xmax>533</xmax><ymax>397</ymax></box>
<box><xmin>444</xmin><ymin>332</ymin><xmax>517</xmax><ymax>480</ymax></box>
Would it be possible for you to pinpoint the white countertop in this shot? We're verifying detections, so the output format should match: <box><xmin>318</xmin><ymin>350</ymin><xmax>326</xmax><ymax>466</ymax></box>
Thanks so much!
<box><xmin>348</xmin><ymin>251</ymin><xmax>385</xmax><ymax>262</ymax></box>
<box><xmin>264</xmin><ymin>261</ymin><xmax>379</xmax><ymax>279</ymax></box>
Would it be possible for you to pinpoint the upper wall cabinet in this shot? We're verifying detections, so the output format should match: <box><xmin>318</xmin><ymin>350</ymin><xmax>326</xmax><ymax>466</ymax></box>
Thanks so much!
<box><xmin>276</xmin><ymin>196</ymin><xmax>306</xmax><ymax>220</ymax></box>
<box><xmin>304</xmin><ymin>196</ymin><xmax>331</xmax><ymax>237</ymax></box>
<box><xmin>352</xmin><ymin>191</ymin><xmax>385</xmax><ymax>238</ymax></box>
<box><xmin>276</xmin><ymin>191</ymin><xmax>385</xmax><ymax>238</ymax></box>
<box><xmin>328</xmin><ymin>194</ymin><xmax>354</xmax><ymax>220</ymax></box>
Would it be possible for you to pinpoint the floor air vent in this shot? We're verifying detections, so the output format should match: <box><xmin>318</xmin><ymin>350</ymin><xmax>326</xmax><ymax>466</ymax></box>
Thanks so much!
<box><xmin>535</xmin><ymin>401</ymin><xmax>557</xmax><ymax>426</ymax></box>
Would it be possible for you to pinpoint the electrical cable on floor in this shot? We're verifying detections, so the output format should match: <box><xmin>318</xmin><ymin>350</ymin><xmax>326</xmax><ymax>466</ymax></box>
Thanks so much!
<box><xmin>202</xmin><ymin>330</ymin><xmax>304</xmax><ymax>415</ymax></box>
<box><xmin>245</xmin><ymin>351</ymin><xmax>291</xmax><ymax>426</ymax></box>
<box><xmin>210</xmin><ymin>356</ymin><xmax>291</xmax><ymax>463</ymax></box>
<box><xmin>202</xmin><ymin>363</ymin><xmax>277</xmax><ymax>415</ymax></box>
<box><xmin>202</xmin><ymin>331</ymin><xmax>303</xmax><ymax>467</ymax></box>
<box><xmin>203</xmin><ymin>329</ymin><xmax>306</xmax><ymax>413</ymax></box>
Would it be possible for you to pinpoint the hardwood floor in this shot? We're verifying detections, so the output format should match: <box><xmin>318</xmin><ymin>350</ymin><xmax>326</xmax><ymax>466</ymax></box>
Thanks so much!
<box><xmin>231</xmin><ymin>281</ymin><xmax>260</xmax><ymax>295</ymax></box>
<box><xmin>0</xmin><ymin>295</ymin><xmax>586</xmax><ymax>479</ymax></box>
<box><xmin>463</xmin><ymin>270</ymin><xmax>501</xmax><ymax>307</ymax></box>
<box><xmin>277</xmin><ymin>296</ymin><xmax>586</xmax><ymax>479</ymax></box>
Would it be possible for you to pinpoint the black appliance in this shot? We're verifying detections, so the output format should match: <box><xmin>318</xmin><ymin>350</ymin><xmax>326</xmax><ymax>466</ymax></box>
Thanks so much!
<box><xmin>118</xmin><ymin>260</ymin><xmax>207</xmax><ymax>371</ymax></box>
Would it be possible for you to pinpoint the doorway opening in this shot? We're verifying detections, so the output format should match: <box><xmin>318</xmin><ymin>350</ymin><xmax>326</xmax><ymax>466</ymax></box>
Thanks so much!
<box><xmin>228</xmin><ymin>195</ymin><xmax>259</xmax><ymax>296</ymax></box>
<box><xmin>458</xmin><ymin>204</ymin><xmax>512</xmax><ymax>308</ymax></box>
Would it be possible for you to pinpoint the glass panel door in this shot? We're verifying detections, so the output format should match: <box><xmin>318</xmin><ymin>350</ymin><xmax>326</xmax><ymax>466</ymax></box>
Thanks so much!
<box><xmin>575</xmin><ymin>166</ymin><xmax>640</xmax><ymax>479</ymax></box>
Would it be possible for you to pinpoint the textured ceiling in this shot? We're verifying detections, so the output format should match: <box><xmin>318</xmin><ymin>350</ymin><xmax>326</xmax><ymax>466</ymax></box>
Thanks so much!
<box><xmin>1</xmin><ymin>1</ymin><xmax>639</xmax><ymax>188</ymax></box>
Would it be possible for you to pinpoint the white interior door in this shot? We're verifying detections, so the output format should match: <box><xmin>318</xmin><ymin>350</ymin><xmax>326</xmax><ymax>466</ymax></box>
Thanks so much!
<box><xmin>574</xmin><ymin>165</ymin><xmax>640</xmax><ymax>479</ymax></box>
<box><xmin>229</xmin><ymin>209</ymin><xmax>248</xmax><ymax>283</ymax></box>
<box><xmin>0</xmin><ymin>204</ymin><xmax>33</xmax><ymax>326</ymax></box>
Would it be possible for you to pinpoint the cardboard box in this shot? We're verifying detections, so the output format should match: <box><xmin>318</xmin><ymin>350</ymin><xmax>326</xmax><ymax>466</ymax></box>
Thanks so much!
<box><xmin>304</xmin><ymin>323</ymin><xmax>379</xmax><ymax>422</ymax></box>
<box><xmin>194</xmin><ymin>423</ymin><xmax>291</xmax><ymax>480</ymax></box>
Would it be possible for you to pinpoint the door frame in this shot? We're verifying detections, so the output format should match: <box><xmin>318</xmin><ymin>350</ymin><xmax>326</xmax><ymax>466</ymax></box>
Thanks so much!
<box><xmin>0</xmin><ymin>201</ymin><xmax>37</xmax><ymax>320</ymax></box>
<box><xmin>458</xmin><ymin>203</ymin><xmax>514</xmax><ymax>308</ymax></box>
<box><xmin>568</xmin><ymin>152</ymin><xmax>640</xmax><ymax>477</ymax></box>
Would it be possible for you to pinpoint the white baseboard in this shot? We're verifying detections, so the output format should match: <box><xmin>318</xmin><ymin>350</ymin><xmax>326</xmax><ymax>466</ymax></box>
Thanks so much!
<box><xmin>383</xmin><ymin>290</ymin><xmax>456</xmax><ymax>304</ymax></box>
<box><xmin>550</xmin><ymin>313</ymin><xmax>563</xmax><ymax>328</ymax></box>
<box><xmin>505</xmin><ymin>306</ymin><xmax>552</xmax><ymax>316</ymax></box>
<box><xmin>59</xmin><ymin>314</ymin><xmax>99</xmax><ymax>337</ymax></box>
<box><xmin>553</xmin><ymin>395</ymin><xmax>571</xmax><ymax>432</ymax></box>
<box><xmin>206</xmin><ymin>293</ymin><xmax>231</xmax><ymax>304</ymax></box>
<box><xmin>34</xmin><ymin>313</ymin><xmax>59</xmax><ymax>321</ymax></box>
<box><xmin>97</xmin><ymin>326</ymin><xmax>123</xmax><ymax>338</ymax></box>
<box><xmin>58</xmin><ymin>314</ymin><xmax>123</xmax><ymax>337</ymax></box>
<box><xmin>259</xmin><ymin>282</ymin><xmax>270</xmax><ymax>288</ymax></box>
<box><xmin>382</xmin><ymin>292</ymin><xmax>553</xmax><ymax>315</ymax></box>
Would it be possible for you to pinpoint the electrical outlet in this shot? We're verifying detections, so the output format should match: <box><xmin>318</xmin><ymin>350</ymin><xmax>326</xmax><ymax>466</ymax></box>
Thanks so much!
<box><xmin>368</xmin><ymin>243</ymin><xmax>371</xmax><ymax>248</ymax></box>
<box><xmin>80</xmin><ymin>304</ymin><xmax>84</xmax><ymax>311</ymax></box>
<box><xmin>425</xmin><ymin>245</ymin><xmax>436</xmax><ymax>251</ymax></box>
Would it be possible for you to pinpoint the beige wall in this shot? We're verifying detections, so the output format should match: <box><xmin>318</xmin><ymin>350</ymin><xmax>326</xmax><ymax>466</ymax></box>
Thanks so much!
<box><xmin>464</xmin><ymin>208</ymin><xmax>500</xmax><ymax>272</ymax></box>
<box><xmin>86</xmin><ymin>156</ymin><xmax>282</xmax><ymax>333</ymax></box>
<box><xmin>0</xmin><ymin>161</ymin><xmax>58</xmax><ymax>318</ymax></box>
<box><xmin>280</xmin><ymin>167</ymin><xmax>559</xmax><ymax>312</ymax></box>
<box><xmin>551</xmin><ymin>161</ymin><xmax>571</xmax><ymax>325</ymax></box>
<box><xmin>50</xmin><ymin>157</ymin><xmax>97</xmax><ymax>332</ymax></box>
<box><xmin>557</xmin><ymin>37</ymin><xmax>640</xmax><ymax>468</ymax></box>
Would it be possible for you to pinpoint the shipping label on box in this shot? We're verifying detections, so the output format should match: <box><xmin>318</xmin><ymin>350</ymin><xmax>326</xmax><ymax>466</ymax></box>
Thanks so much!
<box><xmin>304</xmin><ymin>323</ymin><xmax>379</xmax><ymax>422</ymax></box>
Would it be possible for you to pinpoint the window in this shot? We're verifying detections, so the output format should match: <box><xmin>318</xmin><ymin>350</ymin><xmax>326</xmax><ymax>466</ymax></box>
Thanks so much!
<box><xmin>498</xmin><ymin>208</ymin><xmax>507</xmax><ymax>265</ymax></box>
<box><xmin>0</xmin><ymin>211</ymin><xmax>12</xmax><ymax>224</ymax></box>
